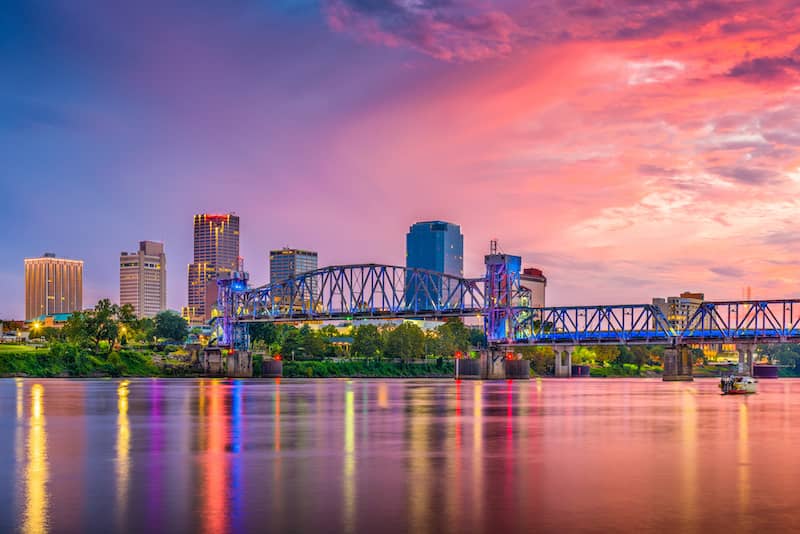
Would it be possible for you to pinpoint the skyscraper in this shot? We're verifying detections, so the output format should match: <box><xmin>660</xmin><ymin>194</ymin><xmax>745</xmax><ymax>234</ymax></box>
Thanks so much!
<box><xmin>406</xmin><ymin>221</ymin><xmax>464</xmax><ymax>276</ymax></box>
<box><xmin>269</xmin><ymin>248</ymin><xmax>318</xmax><ymax>308</ymax></box>
<box><xmin>269</xmin><ymin>248</ymin><xmax>319</xmax><ymax>284</ymax></box>
<box><xmin>186</xmin><ymin>213</ymin><xmax>240</xmax><ymax>324</ymax></box>
<box><xmin>405</xmin><ymin>221</ymin><xmax>464</xmax><ymax>310</ymax></box>
<box><xmin>24</xmin><ymin>253</ymin><xmax>83</xmax><ymax>321</ymax></box>
<box><xmin>120</xmin><ymin>241</ymin><xmax>167</xmax><ymax>318</ymax></box>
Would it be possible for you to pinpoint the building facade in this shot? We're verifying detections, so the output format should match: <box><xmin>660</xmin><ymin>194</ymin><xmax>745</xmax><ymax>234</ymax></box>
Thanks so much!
<box><xmin>406</xmin><ymin>221</ymin><xmax>464</xmax><ymax>276</ymax></box>
<box><xmin>652</xmin><ymin>291</ymin><xmax>706</xmax><ymax>331</ymax></box>
<box><xmin>186</xmin><ymin>213</ymin><xmax>240</xmax><ymax>324</ymax></box>
<box><xmin>405</xmin><ymin>221</ymin><xmax>464</xmax><ymax>310</ymax></box>
<box><xmin>269</xmin><ymin>248</ymin><xmax>318</xmax><ymax>308</ymax></box>
<box><xmin>24</xmin><ymin>253</ymin><xmax>83</xmax><ymax>321</ymax></box>
<box><xmin>269</xmin><ymin>248</ymin><xmax>319</xmax><ymax>284</ymax></box>
<box><xmin>120</xmin><ymin>241</ymin><xmax>167</xmax><ymax>318</ymax></box>
<box><xmin>520</xmin><ymin>267</ymin><xmax>547</xmax><ymax>308</ymax></box>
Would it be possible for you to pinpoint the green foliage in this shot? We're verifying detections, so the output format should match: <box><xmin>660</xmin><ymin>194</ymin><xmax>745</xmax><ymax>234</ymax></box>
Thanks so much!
<box><xmin>352</xmin><ymin>325</ymin><xmax>383</xmax><ymax>358</ymax></box>
<box><xmin>282</xmin><ymin>359</ymin><xmax>454</xmax><ymax>378</ymax></box>
<box><xmin>250</xmin><ymin>323</ymin><xmax>278</xmax><ymax>345</ymax></box>
<box><xmin>385</xmin><ymin>322</ymin><xmax>426</xmax><ymax>362</ymax></box>
<box><xmin>154</xmin><ymin>310</ymin><xmax>189</xmax><ymax>342</ymax></box>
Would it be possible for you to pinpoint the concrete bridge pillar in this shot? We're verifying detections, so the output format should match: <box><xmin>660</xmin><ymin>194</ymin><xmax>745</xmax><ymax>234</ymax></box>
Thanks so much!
<box><xmin>554</xmin><ymin>346</ymin><xmax>573</xmax><ymax>378</ymax></box>
<box><xmin>480</xmin><ymin>348</ymin><xmax>507</xmax><ymax>380</ymax></box>
<box><xmin>662</xmin><ymin>345</ymin><xmax>693</xmax><ymax>382</ymax></box>
<box><xmin>737</xmin><ymin>345</ymin><xmax>754</xmax><ymax>376</ymax></box>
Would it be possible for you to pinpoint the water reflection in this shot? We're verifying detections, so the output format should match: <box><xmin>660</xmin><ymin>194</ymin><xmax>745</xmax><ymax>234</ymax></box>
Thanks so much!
<box><xmin>680</xmin><ymin>388</ymin><xmax>697</xmax><ymax>529</ymax></box>
<box><xmin>5</xmin><ymin>378</ymin><xmax>800</xmax><ymax>533</ymax></box>
<box><xmin>203</xmin><ymin>379</ymin><xmax>226</xmax><ymax>534</ymax></box>
<box><xmin>343</xmin><ymin>382</ymin><xmax>356</xmax><ymax>534</ymax></box>
<box><xmin>738</xmin><ymin>402</ymin><xmax>750</xmax><ymax>524</ymax></box>
<box><xmin>23</xmin><ymin>383</ymin><xmax>48</xmax><ymax>534</ymax></box>
<box><xmin>116</xmin><ymin>380</ymin><xmax>130</xmax><ymax>529</ymax></box>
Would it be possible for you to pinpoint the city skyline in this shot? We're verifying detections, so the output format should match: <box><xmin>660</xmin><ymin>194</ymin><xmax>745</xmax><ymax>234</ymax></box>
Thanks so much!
<box><xmin>5</xmin><ymin>1</ymin><xmax>800</xmax><ymax>319</ymax></box>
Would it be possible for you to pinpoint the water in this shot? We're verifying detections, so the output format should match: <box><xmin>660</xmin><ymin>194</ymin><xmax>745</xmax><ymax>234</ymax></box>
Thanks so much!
<box><xmin>1</xmin><ymin>377</ymin><xmax>799</xmax><ymax>533</ymax></box>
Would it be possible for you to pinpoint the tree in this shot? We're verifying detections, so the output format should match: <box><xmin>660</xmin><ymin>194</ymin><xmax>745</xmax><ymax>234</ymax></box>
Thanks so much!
<box><xmin>385</xmin><ymin>322</ymin><xmax>426</xmax><ymax>362</ymax></box>
<box><xmin>352</xmin><ymin>324</ymin><xmax>383</xmax><ymax>358</ymax></box>
<box><xmin>592</xmin><ymin>345</ymin><xmax>620</xmax><ymax>364</ymax></box>
<box><xmin>154</xmin><ymin>310</ymin><xmax>189</xmax><ymax>342</ymax></box>
<box><xmin>435</xmin><ymin>320</ymin><xmax>471</xmax><ymax>356</ymax></box>
<box><xmin>250</xmin><ymin>323</ymin><xmax>278</xmax><ymax>345</ymax></box>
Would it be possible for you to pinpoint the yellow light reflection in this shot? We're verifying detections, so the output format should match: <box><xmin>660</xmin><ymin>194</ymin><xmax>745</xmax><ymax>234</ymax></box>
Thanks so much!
<box><xmin>680</xmin><ymin>389</ymin><xmax>697</xmax><ymax>526</ymax></box>
<box><xmin>471</xmin><ymin>382</ymin><xmax>483</xmax><ymax>528</ymax></box>
<box><xmin>23</xmin><ymin>383</ymin><xmax>48</xmax><ymax>534</ymax></box>
<box><xmin>344</xmin><ymin>382</ymin><xmax>356</xmax><ymax>534</ymax></box>
<box><xmin>377</xmin><ymin>382</ymin><xmax>388</xmax><ymax>409</ymax></box>
<box><xmin>408</xmin><ymin>386</ymin><xmax>429</xmax><ymax>534</ymax></box>
<box><xmin>738</xmin><ymin>403</ymin><xmax>750</xmax><ymax>523</ymax></box>
<box><xmin>116</xmin><ymin>380</ymin><xmax>130</xmax><ymax>528</ymax></box>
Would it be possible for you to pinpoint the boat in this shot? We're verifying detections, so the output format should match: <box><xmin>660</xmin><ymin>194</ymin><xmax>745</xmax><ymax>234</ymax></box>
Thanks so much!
<box><xmin>720</xmin><ymin>375</ymin><xmax>757</xmax><ymax>395</ymax></box>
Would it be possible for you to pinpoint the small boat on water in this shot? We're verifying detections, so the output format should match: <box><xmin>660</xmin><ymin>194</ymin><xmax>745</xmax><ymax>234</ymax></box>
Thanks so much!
<box><xmin>720</xmin><ymin>375</ymin><xmax>757</xmax><ymax>395</ymax></box>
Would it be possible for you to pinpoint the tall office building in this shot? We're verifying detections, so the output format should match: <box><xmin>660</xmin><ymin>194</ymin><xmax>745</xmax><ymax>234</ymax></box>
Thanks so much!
<box><xmin>186</xmin><ymin>213</ymin><xmax>240</xmax><ymax>324</ymax></box>
<box><xmin>405</xmin><ymin>221</ymin><xmax>464</xmax><ymax>310</ymax></box>
<box><xmin>269</xmin><ymin>248</ymin><xmax>319</xmax><ymax>284</ymax></box>
<box><xmin>24</xmin><ymin>253</ymin><xmax>83</xmax><ymax>321</ymax></box>
<box><xmin>406</xmin><ymin>221</ymin><xmax>464</xmax><ymax>276</ymax></box>
<box><xmin>269</xmin><ymin>248</ymin><xmax>318</xmax><ymax>307</ymax></box>
<box><xmin>120</xmin><ymin>241</ymin><xmax>167</xmax><ymax>318</ymax></box>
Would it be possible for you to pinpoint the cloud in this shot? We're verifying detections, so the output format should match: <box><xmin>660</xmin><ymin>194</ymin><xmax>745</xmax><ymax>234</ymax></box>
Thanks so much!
<box><xmin>324</xmin><ymin>0</ymin><xmax>521</xmax><ymax>61</ymax></box>
<box><xmin>707</xmin><ymin>166</ymin><xmax>780</xmax><ymax>184</ymax></box>
<box><xmin>727</xmin><ymin>47</ymin><xmax>800</xmax><ymax>82</ymax></box>
<box><xmin>710</xmin><ymin>266</ymin><xmax>745</xmax><ymax>277</ymax></box>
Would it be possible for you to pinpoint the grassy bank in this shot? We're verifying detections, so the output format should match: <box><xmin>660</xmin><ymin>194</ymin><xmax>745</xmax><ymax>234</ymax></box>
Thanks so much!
<box><xmin>0</xmin><ymin>343</ymin><xmax>162</xmax><ymax>377</ymax></box>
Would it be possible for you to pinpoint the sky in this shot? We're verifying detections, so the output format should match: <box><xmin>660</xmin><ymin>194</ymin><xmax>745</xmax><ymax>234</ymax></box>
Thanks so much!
<box><xmin>3</xmin><ymin>0</ymin><xmax>800</xmax><ymax>318</ymax></box>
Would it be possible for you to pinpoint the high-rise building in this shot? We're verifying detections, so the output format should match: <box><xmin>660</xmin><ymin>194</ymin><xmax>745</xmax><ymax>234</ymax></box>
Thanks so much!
<box><xmin>269</xmin><ymin>248</ymin><xmax>319</xmax><ymax>284</ymax></box>
<box><xmin>120</xmin><ymin>241</ymin><xmax>167</xmax><ymax>318</ymax></box>
<box><xmin>24</xmin><ymin>253</ymin><xmax>83</xmax><ymax>321</ymax></box>
<box><xmin>405</xmin><ymin>221</ymin><xmax>464</xmax><ymax>310</ymax></box>
<box><xmin>186</xmin><ymin>213</ymin><xmax>240</xmax><ymax>324</ymax></box>
<box><xmin>269</xmin><ymin>248</ymin><xmax>318</xmax><ymax>308</ymax></box>
<box><xmin>406</xmin><ymin>221</ymin><xmax>464</xmax><ymax>276</ymax></box>
<box><xmin>520</xmin><ymin>267</ymin><xmax>547</xmax><ymax>308</ymax></box>
<box><xmin>652</xmin><ymin>291</ymin><xmax>706</xmax><ymax>331</ymax></box>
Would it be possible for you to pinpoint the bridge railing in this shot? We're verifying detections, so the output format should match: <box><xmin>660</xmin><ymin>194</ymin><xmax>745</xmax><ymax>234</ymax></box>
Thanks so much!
<box><xmin>227</xmin><ymin>264</ymin><xmax>485</xmax><ymax>322</ymax></box>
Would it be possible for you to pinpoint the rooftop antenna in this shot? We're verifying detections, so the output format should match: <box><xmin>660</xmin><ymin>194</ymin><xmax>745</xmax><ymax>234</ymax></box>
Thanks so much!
<box><xmin>490</xmin><ymin>239</ymin><xmax>498</xmax><ymax>255</ymax></box>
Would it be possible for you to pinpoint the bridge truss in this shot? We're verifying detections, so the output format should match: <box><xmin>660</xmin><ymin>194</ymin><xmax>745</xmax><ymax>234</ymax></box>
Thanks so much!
<box><xmin>218</xmin><ymin>263</ymin><xmax>800</xmax><ymax>349</ymax></box>
<box><xmin>224</xmin><ymin>264</ymin><xmax>485</xmax><ymax>323</ymax></box>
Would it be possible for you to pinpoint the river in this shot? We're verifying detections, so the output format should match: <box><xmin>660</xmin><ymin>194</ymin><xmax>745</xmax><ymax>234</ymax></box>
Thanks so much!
<box><xmin>1</xmin><ymin>377</ymin><xmax>798</xmax><ymax>533</ymax></box>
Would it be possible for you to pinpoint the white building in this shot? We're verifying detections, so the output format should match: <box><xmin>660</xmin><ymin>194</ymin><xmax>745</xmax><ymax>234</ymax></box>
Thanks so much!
<box><xmin>120</xmin><ymin>241</ymin><xmax>167</xmax><ymax>318</ymax></box>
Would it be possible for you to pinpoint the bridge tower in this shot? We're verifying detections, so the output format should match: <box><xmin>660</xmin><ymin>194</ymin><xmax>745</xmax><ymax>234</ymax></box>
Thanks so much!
<box><xmin>216</xmin><ymin>271</ymin><xmax>251</xmax><ymax>350</ymax></box>
<box><xmin>482</xmin><ymin>250</ymin><xmax>525</xmax><ymax>378</ymax></box>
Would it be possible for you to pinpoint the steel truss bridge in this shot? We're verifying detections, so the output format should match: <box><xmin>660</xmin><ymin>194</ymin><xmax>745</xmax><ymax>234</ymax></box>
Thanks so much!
<box><xmin>217</xmin><ymin>263</ymin><xmax>800</xmax><ymax>349</ymax></box>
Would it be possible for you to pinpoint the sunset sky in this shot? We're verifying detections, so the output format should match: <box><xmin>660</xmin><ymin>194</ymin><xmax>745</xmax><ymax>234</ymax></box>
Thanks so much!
<box><xmin>3</xmin><ymin>0</ymin><xmax>800</xmax><ymax>318</ymax></box>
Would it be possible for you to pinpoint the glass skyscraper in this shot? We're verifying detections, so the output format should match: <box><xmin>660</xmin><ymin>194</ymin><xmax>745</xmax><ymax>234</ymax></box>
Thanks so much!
<box><xmin>405</xmin><ymin>221</ymin><xmax>464</xmax><ymax>310</ymax></box>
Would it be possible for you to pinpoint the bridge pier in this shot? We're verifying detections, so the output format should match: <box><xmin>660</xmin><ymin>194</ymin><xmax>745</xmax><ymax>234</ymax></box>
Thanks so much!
<box><xmin>662</xmin><ymin>346</ymin><xmax>693</xmax><ymax>381</ymax></box>
<box><xmin>737</xmin><ymin>345</ymin><xmax>754</xmax><ymax>376</ymax></box>
<box><xmin>480</xmin><ymin>349</ymin><xmax>507</xmax><ymax>380</ymax></box>
<box><xmin>554</xmin><ymin>346</ymin><xmax>573</xmax><ymax>378</ymax></box>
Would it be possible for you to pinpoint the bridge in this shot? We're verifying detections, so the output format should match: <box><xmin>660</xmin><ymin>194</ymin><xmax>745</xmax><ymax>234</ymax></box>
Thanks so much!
<box><xmin>217</xmin><ymin>255</ymin><xmax>800</xmax><ymax>380</ymax></box>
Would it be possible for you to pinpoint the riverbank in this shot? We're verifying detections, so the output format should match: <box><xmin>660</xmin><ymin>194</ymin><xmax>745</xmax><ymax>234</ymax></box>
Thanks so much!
<box><xmin>2</xmin><ymin>344</ymin><xmax>793</xmax><ymax>378</ymax></box>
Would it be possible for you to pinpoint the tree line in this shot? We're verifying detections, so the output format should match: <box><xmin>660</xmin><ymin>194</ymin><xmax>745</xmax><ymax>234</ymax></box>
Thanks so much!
<box><xmin>249</xmin><ymin>320</ymin><xmax>486</xmax><ymax>362</ymax></box>
<box><xmin>34</xmin><ymin>299</ymin><xmax>189</xmax><ymax>353</ymax></box>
